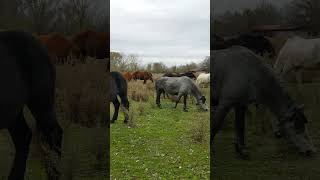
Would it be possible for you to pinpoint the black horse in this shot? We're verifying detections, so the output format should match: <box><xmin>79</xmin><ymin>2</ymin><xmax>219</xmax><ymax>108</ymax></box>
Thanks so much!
<box><xmin>224</xmin><ymin>34</ymin><xmax>276</xmax><ymax>58</ymax></box>
<box><xmin>110</xmin><ymin>71</ymin><xmax>130</xmax><ymax>123</ymax></box>
<box><xmin>0</xmin><ymin>31</ymin><xmax>62</xmax><ymax>180</ymax></box>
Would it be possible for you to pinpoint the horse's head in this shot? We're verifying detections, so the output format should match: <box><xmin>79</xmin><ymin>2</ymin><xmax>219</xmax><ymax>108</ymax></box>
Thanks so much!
<box><xmin>279</xmin><ymin>104</ymin><xmax>315</xmax><ymax>155</ymax></box>
<box><xmin>197</xmin><ymin>96</ymin><xmax>208</xmax><ymax>111</ymax></box>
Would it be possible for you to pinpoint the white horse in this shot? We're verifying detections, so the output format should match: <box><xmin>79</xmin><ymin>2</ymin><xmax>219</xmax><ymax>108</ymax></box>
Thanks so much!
<box><xmin>196</xmin><ymin>73</ymin><xmax>210</xmax><ymax>88</ymax></box>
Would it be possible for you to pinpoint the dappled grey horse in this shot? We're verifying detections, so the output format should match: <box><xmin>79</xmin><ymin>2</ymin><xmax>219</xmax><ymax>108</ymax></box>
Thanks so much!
<box><xmin>211</xmin><ymin>46</ymin><xmax>315</xmax><ymax>159</ymax></box>
<box><xmin>0</xmin><ymin>30</ymin><xmax>62</xmax><ymax>179</ymax></box>
<box><xmin>155</xmin><ymin>77</ymin><xmax>208</xmax><ymax>112</ymax></box>
<box><xmin>110</xmin><ymin>71</ymin><xmax>130</xmax><ymax>123</ymax></box>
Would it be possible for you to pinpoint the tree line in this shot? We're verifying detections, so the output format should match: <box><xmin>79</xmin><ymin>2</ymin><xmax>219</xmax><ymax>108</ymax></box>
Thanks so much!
<box><xmin>0</xmin><ymin>0</ymin><xmax>107</xmax><ymax>35</ymax></box>
<box><xmin>110</xmin><ymin>52</ymin><xmax>210</xmax><ymax>73</ymax></box>
<box><xmin>213</xmin><ymin>0</ymin><xmax>320</xmax><ymax>36</ymax></box>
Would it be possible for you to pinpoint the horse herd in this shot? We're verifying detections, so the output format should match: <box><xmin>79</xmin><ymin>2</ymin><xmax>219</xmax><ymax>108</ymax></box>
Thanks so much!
<box><xmin>110</xmin><ymin>70</ymin><xmax>211</xmax><ymax>123</ymax></box>
<box><xmin>0</xmin><ymin>27</ymin><xmax>318</xmax><ymax>179</ymax></box>
<box><xmin>37</xmin><ymin>29</ymin><xmax>108</xmax><ymax>64</ymax></box>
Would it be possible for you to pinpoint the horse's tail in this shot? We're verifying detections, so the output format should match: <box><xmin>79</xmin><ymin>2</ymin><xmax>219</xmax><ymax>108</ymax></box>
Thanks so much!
<box><xmin>111</xmin><ymin>71</ymin><xmax>129</xmax><ymax>108</ymax></box>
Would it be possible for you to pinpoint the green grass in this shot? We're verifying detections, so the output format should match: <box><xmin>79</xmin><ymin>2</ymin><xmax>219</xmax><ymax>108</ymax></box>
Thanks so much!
<box><xmin>111</xmin><ymin>87</ymin><xmax>210</xmax><ymax>179</ymax></box>
<box><xmin>213</xmin><ymin>84</ymin><xmax>320</xmax><ymax>180</ymax></box>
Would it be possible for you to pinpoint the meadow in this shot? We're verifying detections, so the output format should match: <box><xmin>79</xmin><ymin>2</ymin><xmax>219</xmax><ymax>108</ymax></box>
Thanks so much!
<box><xmin>213</xmin><ymin>81</ymin><xmax>320</xmax><ymax>180</ymax></box>
<box><xmin>0</xmin><ymin>59</ymin><xmax>109</xmax><ymax>180</ymax></box>
<box><xmin>110</xmin><ymin>74</ymin><xmax>210</xmax><ymax>179</ymax></box>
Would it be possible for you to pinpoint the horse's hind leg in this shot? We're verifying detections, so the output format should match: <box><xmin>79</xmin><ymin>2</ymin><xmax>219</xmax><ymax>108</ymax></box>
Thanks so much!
<box><xmin>211</xmin><ymin>104</ymin><xmax>231</xmax><ymax>147</ymax></box>
<box><xmin>234</xmin><ymin>105</ymin><xmax>249</xmax><ymax>159</ymax></box>
<box><xmin>120</xmin><ymin>97</ymin><xmax>129</xmax><ymax>123</ymax></box>
<box><xmin>156</xmin><ymin>90</ymin><xmax>162</xmax><ymax>108</ymax></box>
<box><xmin>183</xmin><ymin>95</ymin><xmax>188</xmax><ymax>112</ymax></box>
<box><xmin>28</xmin><ymin>104</ymin><xmax>62</xmax><ymax>180</ymax></box>
<box><xmin>8</xmin><ymin>110</ymin><xmax>32</xmax><ymax>180</ymax></box>
<box><xmin>111</xmin><ymin>98</ymin><xmax>120</xmax><ymax>123</ymax></box>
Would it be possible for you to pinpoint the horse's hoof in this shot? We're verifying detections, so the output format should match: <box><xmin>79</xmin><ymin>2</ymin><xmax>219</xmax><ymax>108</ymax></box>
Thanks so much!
<box><xmin>183</xmin><ymin>109</ymin><xmax>188</xmax><ymax>112</ymax></box>
<box><xmin>111</xmin><ymin>120</ymin><xmax>115</xmax><ymax>123</ymax></box>
<box><xmin>124</xmin><ymin>120</ymin><xmax>128</xmax><ymax>124</ymax></box>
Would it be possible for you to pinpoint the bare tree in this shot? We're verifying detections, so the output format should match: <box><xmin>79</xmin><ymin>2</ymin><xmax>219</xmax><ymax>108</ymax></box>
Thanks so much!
<box><xmin>285</xmin><ymin>0</ymin><xmax>320</xmax><ymax>36</ymax></box>
<box><xmin>19</xmin><ymin>0</ymin><xmax>62</xmax><ymax>33</ymax></box>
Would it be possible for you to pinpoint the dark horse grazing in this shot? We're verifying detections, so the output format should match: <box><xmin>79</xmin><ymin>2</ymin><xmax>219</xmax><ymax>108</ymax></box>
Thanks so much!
<box><xmin>155</xmin><ymin>77</ymin><xmax>208</xmax><ymax>112</ymax></box>
<box><xmin>110</xmin><ymin>71</ymin><xmax>130</xmax><ymax>123</ymax></box>
<box><xmin>163</xmin><ymin>72</ymin><xmax>196</xmax><ymax>80</ymax></box>
<box><xmin>211</xmin><ymin>46</ymin><xmax>315</xmax><ymax>159</ymax></box>
<box><xmin>224</xmin><ymin>34</ymin><xmax>276</xmax><ymax>58</ymax></box>
<box><xmin>0</xmin><ymin>31</ymin><xmax>62</xmax><ymax>180</ymax></box>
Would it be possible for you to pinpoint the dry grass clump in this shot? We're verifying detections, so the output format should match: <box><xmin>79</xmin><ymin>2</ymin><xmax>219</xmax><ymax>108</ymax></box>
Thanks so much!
<box><xmin>55</xmin><ymin>60</ymin><xmax>108</xmax><ymax>128</ymax></box>
<box><xmin>190</xmin><ymin>122</ymin><xmax>207</xmax><ymax>144</ymax></box>
<box><xmin>128</xmin><ymin>81</ymin><xmax>154</xmax><ymax>102</ymax></box>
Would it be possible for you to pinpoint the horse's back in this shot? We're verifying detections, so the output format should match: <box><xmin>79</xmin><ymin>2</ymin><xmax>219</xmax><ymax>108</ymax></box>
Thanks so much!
<box><xmin>0</xmin><ymin>30</ymin><xmax>55</xmax><ymax>127</ymax></box>
<box><xmin>111</xmin><ymin>71</ymin><xmax>128</xmax><ymax>96</ymax></box>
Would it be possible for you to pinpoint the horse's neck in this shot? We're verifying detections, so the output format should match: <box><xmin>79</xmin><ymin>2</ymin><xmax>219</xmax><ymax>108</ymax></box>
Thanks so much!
<box><xmin>265</xmin><ymin>89</ymin><xmax>293</xmax><ymax>119</ymax></box>
<box><xmin>191</xmin><ymin>85</ymin><xmax>201</xmax><ymax>100</ymax></box>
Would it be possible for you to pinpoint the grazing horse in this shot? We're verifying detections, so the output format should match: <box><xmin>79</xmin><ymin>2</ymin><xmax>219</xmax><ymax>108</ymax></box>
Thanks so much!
<box><xmin>110</xmin><ymin>71</ymin><xmax>130</xmax><ymax>123</ymax></box>
<box><xmin>181</xmin><ymin>72</ymin><xmax>197</xmax><ymax>80</ymax></box>
<box><xmin>122</xmin><ymin>71</ymin><xmax>133</xmax><ymax>81</ymax></box>
<box><xmin>163</xmin><ymin>72</ymin><xmax>180</xmax><ymax>77</ymax></box>
<box><xmin>211</xmin><ymin>46</ymin><xmax>315</xmax><ymax>159</ymax></box>
<box><xmin>196</xmin><ymin>73</ymin><xmax>210</xmax><ymax>87</ymax></box>
<box><xmin>71</xmin><ymin>29</ymin><xmax>108</xmax><ymax>62</ymax></box>
<box><xmin>132</xmin><ymin>71</ymin><xmax>153</xmax><ymax>84</ymax></box>
<box><xmin>155</xmin><ymin>77</ymin><xmax>208</xmax><ymax>112</ymax></box>
<box><xmin>38</xmin><ymin>33</ymin><xmax>80</xmax><ymax>64</ymax></box>
<box><xmin>0</xmin><ymin>31</ymin><xmax>62</xmax><ymax>180</ymax></box>
<box><xmin>224</xmin><ymin>34</ymin><xmax>276</xmax><ymax>58</ymax></box>
<box><xmin>163</xmin><ymin>72</ymin><xmax>196</xmax><ymax>79</ymax></box>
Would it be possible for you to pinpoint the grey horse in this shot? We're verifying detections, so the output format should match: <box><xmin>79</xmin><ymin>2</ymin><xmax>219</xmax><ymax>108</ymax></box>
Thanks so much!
<box><xmin>155</xmin><ymin>76</ymin><xmax>208</xmax><ymax>112</ymax></box>
<box><xmin>211</xmin><ymin>46</ymin><xmax>315</xmax><ymax>159</ymax></box>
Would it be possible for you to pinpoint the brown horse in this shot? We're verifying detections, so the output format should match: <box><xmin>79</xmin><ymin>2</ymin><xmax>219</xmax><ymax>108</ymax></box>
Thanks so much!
<box><xmin>122</xmin><ymin>72</ymin><xmax>133</xmax><ymax>81</ymax></box>
<box><xmin>71</xmin><ymin>29</ymin><xmax>108</xmax><ymax>62</ymax></box>
<box><xmin>132</xmin><ymin>71</ymin><xmax>153</xmax><ymax>84</ymax></box>
<box><xmin>38</xmin><ymin>33</ymin><xmax>80</xmax><ymax>64</ymax></box>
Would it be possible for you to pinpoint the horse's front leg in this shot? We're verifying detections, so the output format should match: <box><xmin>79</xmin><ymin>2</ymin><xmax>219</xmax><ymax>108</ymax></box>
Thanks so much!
<box><xmin>156</xmin><ymin>90</ymin><xmax>162</xmax><ymax>108</ymax></box>
<box><xmin>234</xmin><ymin>105</ymin><xmax>249</xmax><ymax>159</ymax></box>
<box><xmin>174</xmin><ymin>94</ymin><xmax>183</xmax><ymax>109</ymax></box>
<box><xmin>111</xmin><ymin>98</ymin><xmax>120</xmax><ymax>123</ymax></box>
<box><xmin>8</xmin><ymin>111</ymin><xmax>32</xmax><ymax>180</ymax></box>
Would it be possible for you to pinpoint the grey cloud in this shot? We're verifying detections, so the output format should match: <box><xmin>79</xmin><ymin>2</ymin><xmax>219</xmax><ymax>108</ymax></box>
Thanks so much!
<box><xmin>111</xmin><ymin>0</ymin><xmax>210</xmax><ymax>66</ymax></box>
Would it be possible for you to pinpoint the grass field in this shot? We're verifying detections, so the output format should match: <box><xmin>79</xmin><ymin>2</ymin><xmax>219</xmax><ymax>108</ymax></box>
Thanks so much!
<box><xmin>213</xmin><ymin>83</ymin><xmax>320</xmax><ymax>180</ymax></box>
<box><xmin>111</xmin><ymin>75</ymin><xmax>210</xmax><ymax>179</ymax></box>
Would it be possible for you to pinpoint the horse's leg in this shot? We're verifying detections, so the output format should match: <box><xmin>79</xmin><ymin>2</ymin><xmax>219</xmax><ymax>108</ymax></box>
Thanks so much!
<box><xmin>143</xmin><ymin>78</ymin><xmax>146</xmax><ymax>84</ymax></box>
<box><xmin>234</xmin><ymin>105</ymin><xmax>249</xmax><ymax>159</ymax></box>
<box><xmin>28</xmin><ymin>104</ymin><xmax>62</xmax><ymax>180</ymax></box>
<box><xmin>8</xmin><ymin>110</ymin><xmax>32</xmax><ymax>180</ymax></box>
<box><xmin>211</xmin><ymin>104</ymin><xmax>231</xmax><ymax>147</ymax></box>
<box><xmin>120</xmin><ymin>97</ymin><xmax>129</xmax><ymax>123</ymax></box>
<box><xmin>156</xmin><ymin>90</ymin><xmax>162</xmax><ymax>108</ymax></box>
<box><xmin>183</xmin><ymin>95</ymin><xmax>188</xmax><ymax>112</ymax></box>
<box><xmin>111</xmin><ymin>98</ymin><xmax>120</xmax><ymax>123</ymax></box>
<box><xmin>174</xmin><ymin>94</ymin><xmax>183</xmax><ymax>109</ymax></box>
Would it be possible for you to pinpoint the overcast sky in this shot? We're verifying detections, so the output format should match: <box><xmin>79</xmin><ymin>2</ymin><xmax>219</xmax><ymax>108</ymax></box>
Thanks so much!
<box><xmin>213</xmin><ymin>0</ymin><xmax>291</xmax><ymax>14</ymax></box>
<box><xmin>111</xmin><ymin>0</ymin><xmax>210</xmax><ymax>67</ymax></box>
